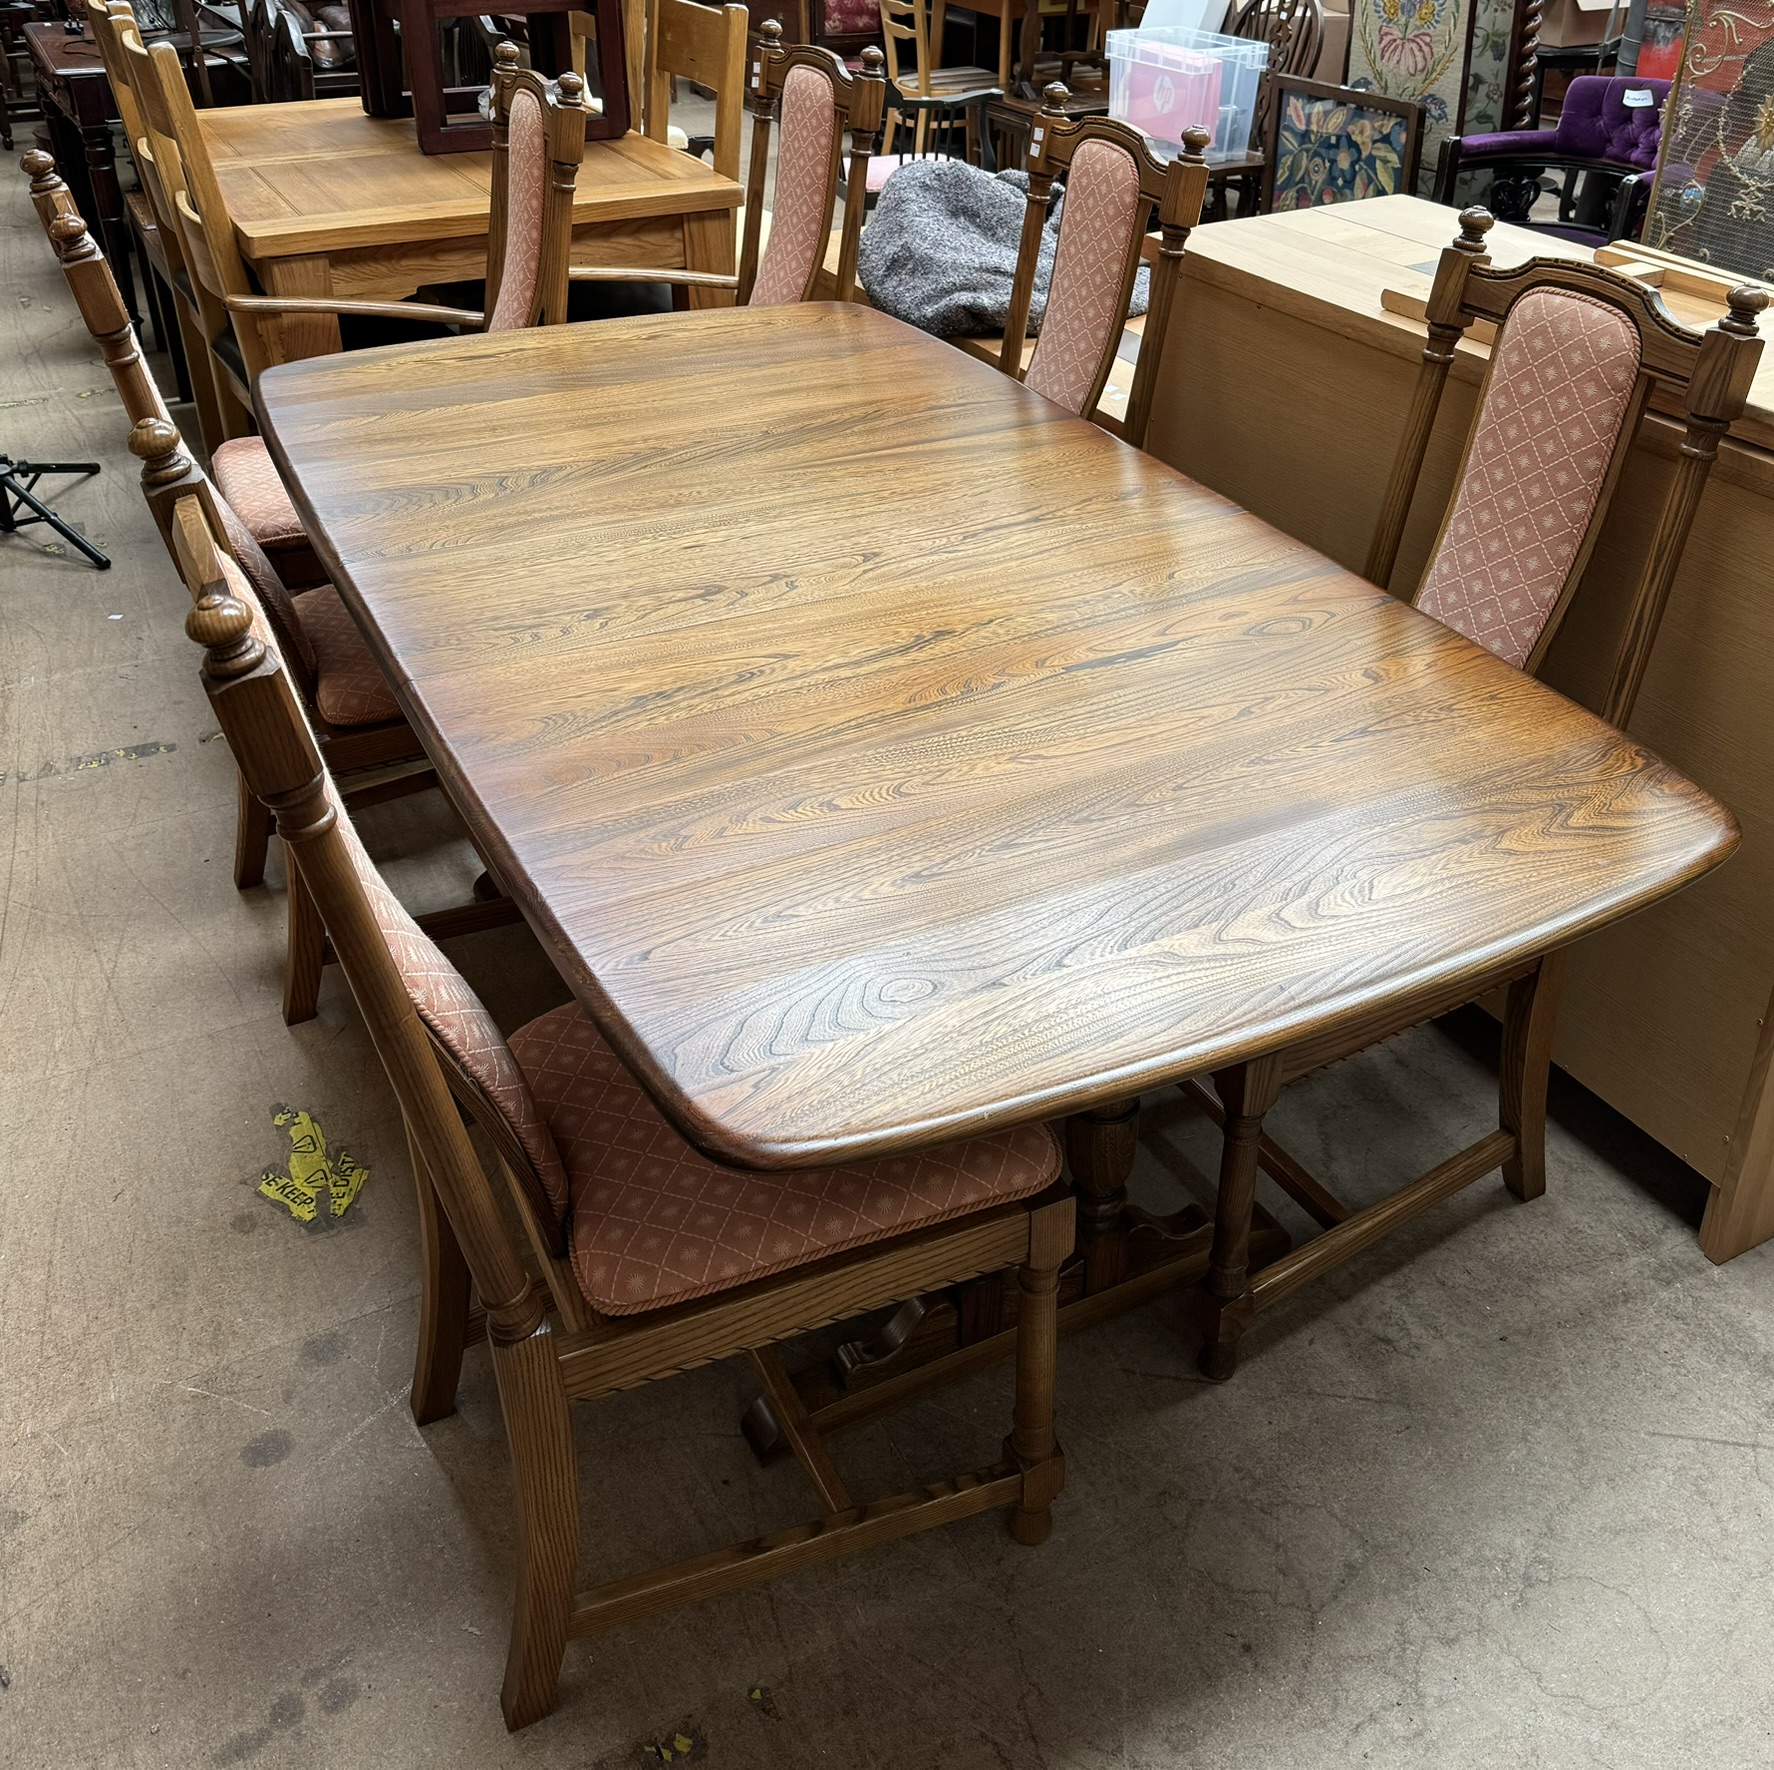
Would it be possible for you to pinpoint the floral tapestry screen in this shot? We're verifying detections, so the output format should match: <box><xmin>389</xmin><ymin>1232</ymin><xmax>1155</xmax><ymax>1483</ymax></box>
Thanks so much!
<box><xmin>1267</xmin><ymin>81</ymin><xmax>1425</xmax><ymax>206</ymax></box>
<box><xmin>1645</xmin><ymin>0</ymin><xmax>1774</xmax><ymax>279</ymax></box>
<box><xmin>1347</xmin><ymin>0</ymin><xmax>1476</xmax><ymax>182</ymax></box>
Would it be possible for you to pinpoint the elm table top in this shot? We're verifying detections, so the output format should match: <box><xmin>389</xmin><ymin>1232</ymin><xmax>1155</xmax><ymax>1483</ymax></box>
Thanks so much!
<box><xmin>256</xmin><ymin>301</ymin><xmax>1737</xmax><ymax>1167</ymax></box>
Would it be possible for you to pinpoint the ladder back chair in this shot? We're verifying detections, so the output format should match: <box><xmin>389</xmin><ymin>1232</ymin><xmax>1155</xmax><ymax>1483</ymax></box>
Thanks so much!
<box><xmin>571</xmin><ymin>21</ymin><xmax>886</xmax><ymax>305</ymax></box>
<box><xmin>85</xmin><ymin>5</ymin><xmax>205</xmax><ymax>410</ymax></box>
<box><xmin>31</xmin><ymin>186</ymin><xmax>519</xmax><ymax>1024</ymax></box>
<box><xmin>1185</xmin><ymin>206</ymin><xmax>1767</xmax><ymax>1381</ymax></box>
<box><xmin>87</xmin><ymin>4</ymin><xmax>299</xmax><ymax>573</ymax></box>
<box><xmin>999</xmin><ymin>87</ymin><xmax>1211</xmax><ymax>449</ymax></box>
<box><xmin>172</xmin><ymin>497</ymin><xmax>1074</xmax><ymax>1729</ymax></box>
<box><xmin>644</xmin><ymin>0</ymin><xmax>747</xmax><ymax>181</ymax></box>
<box><xmin>877</xmin><ymin>0</ymin><xmax>1000</xmax><ymax>162</ymax></box>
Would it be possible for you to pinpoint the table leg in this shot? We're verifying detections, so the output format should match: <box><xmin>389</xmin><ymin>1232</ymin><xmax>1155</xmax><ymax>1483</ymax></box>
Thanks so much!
<box><xmin>1063</xmin><ymin>1095</ymin><xmax>1139</xmax><ymax>1291</ymax></box>
<box><xmin>261</xmin><ymin>254</ymin><xmax>343</xmax><ymax>363</ymax></box>
<box><xmin>1195</xmin><ymin>1053</ymin><xmax>1283</xmax><ymax>1381</ymax></box>
<box><xmin>683</xmin><ymin>208</ymin><xmax>737</xmax><ymax>311</ymax></box>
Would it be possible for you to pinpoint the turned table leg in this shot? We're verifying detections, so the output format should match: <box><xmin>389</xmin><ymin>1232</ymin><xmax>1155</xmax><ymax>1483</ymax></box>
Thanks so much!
<box><xmin>1195</xmin><ymin>1053</ymin><xmax>1283</xmax><ymax>1381</ymax></box>
<box><xmin>1063</xmin><ymin>1095</ymin><xmax>1140</xmax><ymax>1291</ymax></box>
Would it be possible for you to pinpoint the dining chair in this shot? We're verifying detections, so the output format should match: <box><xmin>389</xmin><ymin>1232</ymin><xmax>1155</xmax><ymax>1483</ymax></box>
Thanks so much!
<box><xmin>998</xmin><ymin>87</ymin><xmax>1211</xmax><ymax>449</ymax></box>
<box><xmin>83</xmin><ymin>4</ymin><xmax>205</xmax><ymax>416</ymax></box>
<box><xmin>174</xmin><ymin>492</ymin><xmax>1074</xmax><ymax>1729</ymax></box>
<box><xmin>1204</xmin><ymin>0</ymin><xmax>1322</xmax><ymax>219</ymax></box>
<box><xmin>877</xmin><ymin>0</ymin><xmax>999</xmax><ymax>162</ymax></box>
<box><xmin>643</xmin><ymin>0</ymin><xmax>746</xmax><ymax>181</ymax></box>
<box><xmin>126</xmin><ymin>31</ymin><xmax>583</xmax><ymax>443</ymax></box>
<box><xmin>1184</xmin><ymin>206</ymin><xmax>1767</xmax><ymax>1380</ymax></box>
<box><xmin>570</xmin><ymin>21</ymin><xmax>887</xmax><ymax>306</ymax></box>
<box><xmin>34</xmin><ymin>189</ymin><xmax>519</xmax><ymax>1024</ymax></box>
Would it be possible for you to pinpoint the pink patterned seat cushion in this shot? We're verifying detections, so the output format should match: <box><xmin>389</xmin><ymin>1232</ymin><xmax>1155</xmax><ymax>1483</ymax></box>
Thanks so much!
<box><xmin>212</xmin><ymin>436</ymin><xmax>307</xmax><ymax>551</ymax></box>
<box><xmin>1416</xmin><ymin>287</ymin><xmax>1641</xmax><ymax>669</ymax></box>
<box><xmin>1024</xmin><ymin>138</ymin><xmax>1143</xmax><ymax>417</ymax></box>
<box><xmin>489</xmin><ymin>87</ymin><xmax>547</xmax><ymax>332</ymax></box>
<box><xmin>291</xmin><ymin>586</ymin><xmax>402</xmax><ymax>727</ymax></box>
<box><xmin>509</xmin><ymin>1003</ymin><xmax>1061</xmax><ymax>1316</ymax></box>
<box><xmin>751</xmin><ymin>64</ymin><xmax>837</xmax><ymax>307</ymax></box>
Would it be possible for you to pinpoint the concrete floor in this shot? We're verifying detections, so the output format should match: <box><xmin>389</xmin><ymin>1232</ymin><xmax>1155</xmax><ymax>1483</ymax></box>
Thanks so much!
<box><xmin>5</xmin><ymin>152</ymin><xmax>1774</xmax><ymax>1770</ymax></box>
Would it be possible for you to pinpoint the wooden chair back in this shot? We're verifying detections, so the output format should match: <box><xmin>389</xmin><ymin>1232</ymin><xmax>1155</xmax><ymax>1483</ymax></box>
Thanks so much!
<box><xmin>1228</xmin><ymin>0</ymin><xmax>1321</xmax><ymax>145</ymax></box>
<box><xmin>1000</xmin><ymin>87</ymin><xmax>1211</xmax><ymax>447</ymax></box>
<box><xmin>1367</xmin><ymin>206</ymin><xmax>1767</xmax><ymax>728</ymax></box>
<box><xmin>170</xmin><ymin>500</ymin><xmax>553</xmax><ymax>1353</ymax></box>
<box><xmin>127</xmin><ymin>30</ymin><xmax>269</xmax><ymax>376</ymax></box>
<box><xmin>738</xmin><ymin>21</ymin><xmax>886</xmax><ymax>306</ymax></box>
<box><xmin>877</xmin><ymin>0</ymin><xmax>931</xmax><ymax>97</ymax></box>
<box><xmin>485</xmin><ymin>43</ymin><xmax>590</xmax><ymax>329</ymax></box>
<box><xmin>644</xmin><ymin>0</ymin><xmax>747</xmax><ymax>182</ymax></box>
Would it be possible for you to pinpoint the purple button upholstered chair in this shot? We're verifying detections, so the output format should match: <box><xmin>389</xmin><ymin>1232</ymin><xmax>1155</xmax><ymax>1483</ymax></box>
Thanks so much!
<box><xmin>1432</xmin><ymin>74</ymin><xmax>1670</xmax><ymax>243</ymax></box>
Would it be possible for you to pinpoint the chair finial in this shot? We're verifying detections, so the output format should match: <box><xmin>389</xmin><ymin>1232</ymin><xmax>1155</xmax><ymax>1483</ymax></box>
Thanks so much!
<box><xmin>1042</xmin><ymin>80</ymin><xmax>1070</xmax><ymax>114</ymax></box>
<box><xmin>492</xmin><ymin>37</ymin><xmax>520</xmax><ymax>68</ymax></box>
<box><xmin>21</xmin><ymin>147</ymin><xmax>56</xmax><ymax>180</ymax></box>
<box><xmin>1724</xmin><ymin>284</ymin><xmax>1769</xmax><ymax>338</ymax></box>
<box><xmin>1455</xmin><ymin>206</ymin><xmax>1494</xmax><ymax>254</ymax></box>
<box><xmin>128</xmin><ymin>416</ymin><xmax>192</xmax><ymax>485</ymax></box>
<box><xmin>185</xmin><ymin>577</ymin><xmax>265</xmax><ymax>679</ymax></box>
<box><xmin>47</xmin><ymin>210</ymin><xmax>96</xmax><ymax>262</ymax></box>
<box><xmin>556</xmin><ymin>69</ymin><xmax>585</xmax><ymax>107</ymax></box>
<box><xmin>760</xmin><ymin>15</ymin><xmax>782</xmax><ymax>46</ymax></box>
<box><xmin>860</xmin><ymin>43</ymin><xmax>885</xmax><ymax>74</ymax></box>
<box><xmin>1179</xmin><ymin>123</ymin><xmax>1211</xmax><ymax>162</ymax></box>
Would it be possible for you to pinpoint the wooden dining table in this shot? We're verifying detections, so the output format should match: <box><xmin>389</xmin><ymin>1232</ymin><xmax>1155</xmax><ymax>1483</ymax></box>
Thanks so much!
<box><xmin>254</xmin><ymin>300</ymin><xmax>1736</xmax><ymax>1431</ymax></box>
<box><xmin>198</xmin><ymin>99</ymin><xmax>742</xmax><ymax>361</ymax></box>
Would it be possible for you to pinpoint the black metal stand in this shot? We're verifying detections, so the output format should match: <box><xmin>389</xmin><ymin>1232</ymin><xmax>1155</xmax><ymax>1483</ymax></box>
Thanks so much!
<box><xmin>1</xmin><ymin>457</ymin><xmax>111</xmax><ymax>570</ymax></box>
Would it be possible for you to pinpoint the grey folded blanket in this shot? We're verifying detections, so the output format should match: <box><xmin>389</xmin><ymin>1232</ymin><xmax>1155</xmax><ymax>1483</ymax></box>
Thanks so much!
<box><xmin>856</xmin><ymin>158</ymin><xmax>1149</xmax><ymax>339</ymax></box>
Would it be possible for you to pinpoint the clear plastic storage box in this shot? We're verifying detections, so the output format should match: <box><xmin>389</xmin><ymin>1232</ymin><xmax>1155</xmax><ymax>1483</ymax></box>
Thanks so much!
<box><xmin>1106</xmin><ymin>26</ymin><xmax>1272</xmax><ymax>164</ymax></box>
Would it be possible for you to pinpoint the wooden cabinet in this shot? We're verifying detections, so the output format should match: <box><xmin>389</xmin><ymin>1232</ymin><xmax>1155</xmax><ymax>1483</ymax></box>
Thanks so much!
<box><xmin>1145</xmin><ymin>194</ymin><xmax>1774</xmax><ymax>1262</ymax></box>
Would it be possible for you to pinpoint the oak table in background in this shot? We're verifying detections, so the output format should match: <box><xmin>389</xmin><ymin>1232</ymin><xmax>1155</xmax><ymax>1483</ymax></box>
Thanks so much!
<box><xmin>197</xmin><ymin>98</ymin><xmax>741</xmax><ymax>360</ymax></box>
<box><xmin>256</xmin><ymin>302</ymin><xmax>1737</xmax><ymax>1432</ymax></box>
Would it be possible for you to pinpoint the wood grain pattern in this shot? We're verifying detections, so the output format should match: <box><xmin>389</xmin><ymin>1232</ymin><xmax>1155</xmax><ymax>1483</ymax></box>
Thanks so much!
<box><xmin>256</xmin><ymin>301</ymin><xmax>1739</xmax><ymax>1170</ymax></box>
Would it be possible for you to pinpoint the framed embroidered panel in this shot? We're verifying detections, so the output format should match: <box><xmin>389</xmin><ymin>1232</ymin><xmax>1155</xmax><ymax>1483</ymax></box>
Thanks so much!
<box><xmin>1645</xmin><ymin>0</ymin><xmax>1774</xmax><ymax>279</ymax></box>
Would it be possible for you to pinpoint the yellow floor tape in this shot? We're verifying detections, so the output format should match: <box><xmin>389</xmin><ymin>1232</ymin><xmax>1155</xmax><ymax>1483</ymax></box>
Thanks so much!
<box><xmin>257</xmin><ymin>1107</ymin><xmax>368</xmax><ymax>1223</ymax></box>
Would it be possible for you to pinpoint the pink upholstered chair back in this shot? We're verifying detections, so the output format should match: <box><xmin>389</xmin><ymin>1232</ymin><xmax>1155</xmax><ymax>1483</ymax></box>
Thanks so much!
<box><xmin>484</xmin><ymin>48</ymin><xmax>588</xmax><ymax>332</ymax></box>
<box><xmin>999</xmin><ymin>91</ymin><xmax>1211</xmax><ymax>447</ymax></box>
<box><xmin>1024</xmin><ymin>137</ymin><xmax>1145</xmax><ymax>415</ymax></box>
<box><xmin>488</xmin><ymin>86</ymin><xmax>550</xmax><ymax>331</ymax></box>
<box><xmin>1366</xmin><ymin>205</ymin><xmax>1766</xmax><ymax>729</ymax></box>
<box><xmin>1415</xmin><ymin>287</ymin><xmax>1642</xmax><ymax>668</ymax></box>
<box><xmin>738</xmin><ymin>26</ymin><xmax>886</xmax><ymax>307</ymax></box>
<box><xmin>751</xmin><ymin>63</ymin><xmax>839</xmax><ymax>307</ymax></box>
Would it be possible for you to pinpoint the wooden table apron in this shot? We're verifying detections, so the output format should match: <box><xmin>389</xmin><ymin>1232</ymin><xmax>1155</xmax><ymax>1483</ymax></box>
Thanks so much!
<box><xmin>254</xmin><ymin>301</ymin><xmax>1736</xmax><ymax>1173</ymax></box>
<box><xmin>198</xmin><ymin>99</ymin><xmax>742</xmax><ymax>361</ymax></box>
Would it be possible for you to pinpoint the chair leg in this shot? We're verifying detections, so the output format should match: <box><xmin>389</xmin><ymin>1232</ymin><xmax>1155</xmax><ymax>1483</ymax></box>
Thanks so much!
<box><xmin>1005</xmin><ymin>1196</ymin><xmax>1071</xmax><ymax>1545</ymax></box>
<box><xmin>234</xmin><ymin>770</ymin><xmax>273</xmax><ymax>887</ymax></box>
<box><xmin>409</xmin><ymin>1125</ymin><xmax>473</xmax><ymax>1426</ymax></box>
<box><xmin>494</xmin><ymin>1324</ymin><xmax>580</xmax><ymax>1733</ymax></box>
<box><xmin>282</xmin><ymin>856</ymin><xmax>326</xmax><ymax>1025</ymax></box>
<box><xmin>1195</xmin><ymin>1052</ymin><xmax>1284</xmax><ymax>1382</ymax></box>
<box><xmin>1500</xmin><ymin>949</ymin><xmax>1566</xmax><ymax>1202</ymax></box>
